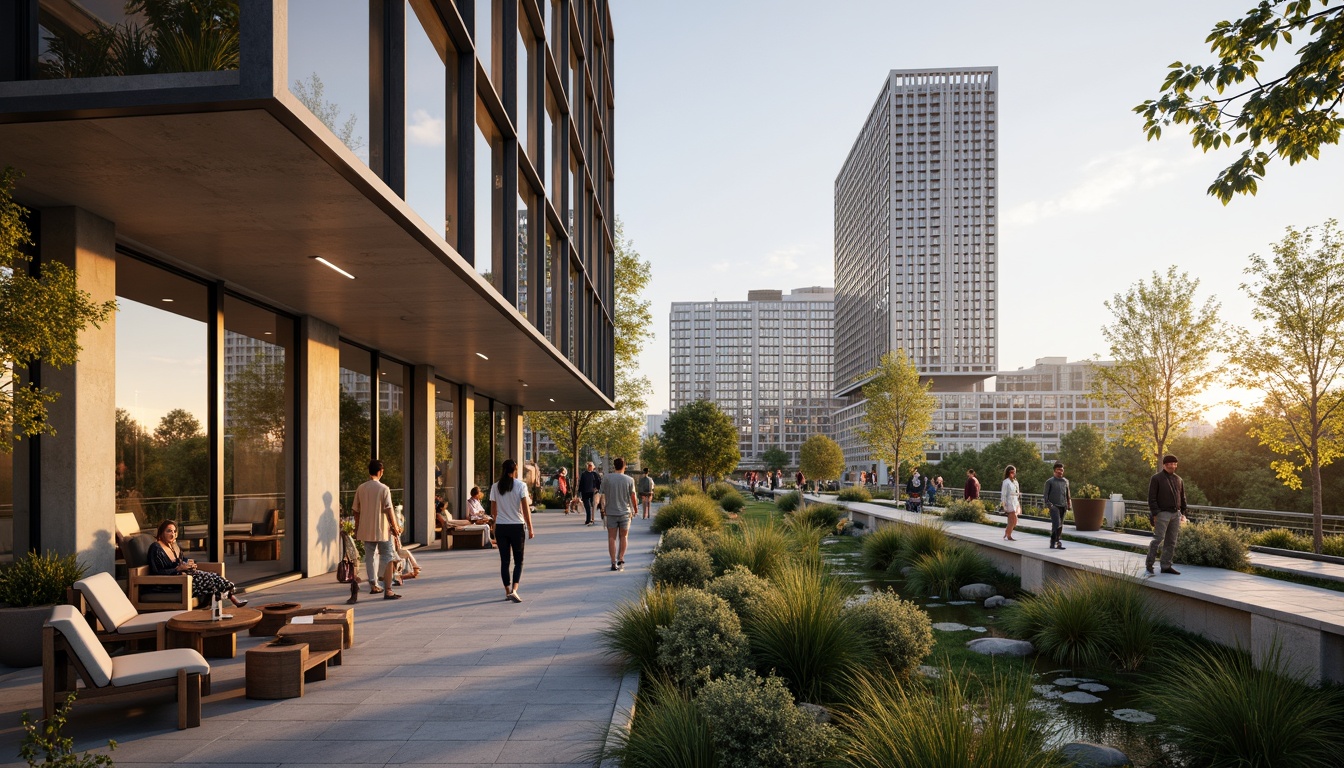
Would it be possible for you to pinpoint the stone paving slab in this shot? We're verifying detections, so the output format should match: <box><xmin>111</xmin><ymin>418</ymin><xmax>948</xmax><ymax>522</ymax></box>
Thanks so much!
<box><xmin>0</xmin><ymin>511</ymin><xmax>658</xmax><ymax>767</ymax></box>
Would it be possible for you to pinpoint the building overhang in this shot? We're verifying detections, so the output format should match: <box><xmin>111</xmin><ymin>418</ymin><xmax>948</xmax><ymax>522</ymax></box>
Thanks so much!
<box><xmin>0</xmin><ymin>99</ymin><xmax>610</xmax><ymax>411</ymax></box>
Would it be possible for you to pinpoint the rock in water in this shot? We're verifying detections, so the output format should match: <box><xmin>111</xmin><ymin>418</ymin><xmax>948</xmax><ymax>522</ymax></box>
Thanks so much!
<box><xmin>932</xmin><ymin>622</ymin><xmax>970</xmax><ymax>632</ymax></box>
<box><xmin>1061</xmin><ymin>691</ymin><xmax>1102</xmax><ymax>704</ymax></box>
<box><xmin>966</xmin><ymin>637</ymin><xmax>1035</xmax><ymax>657</ymax></box>
<box><xmin>959</xmin><ymin>583</ymin><xmax>995</xmax><ymax>599</ymax></box>
<box><xmin>984</xmin><ymin>595</ymin><xmax>1007</xmax><ymax>608</ymax></box>
<box><xmin>1057</xmin><ymin>741</ymin><xmax>1132</xmax><ymax>767</ymax></box>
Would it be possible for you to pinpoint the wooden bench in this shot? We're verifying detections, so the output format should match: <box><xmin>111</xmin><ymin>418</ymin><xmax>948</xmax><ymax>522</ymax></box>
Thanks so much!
<box><xmin>222</xmin><ymin>534</ymin><xmax>282</xmax><ymax>562</ymax></box>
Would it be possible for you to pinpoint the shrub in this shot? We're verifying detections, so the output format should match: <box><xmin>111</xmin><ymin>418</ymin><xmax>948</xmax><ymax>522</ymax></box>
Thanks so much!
<box><xmin>597</xmin><ymin>677</ymin><xmax>716</xmax><ymax>768</ymax></box>
<box><xmin>838</xmin><ymin>670</ymin><xmax>1056</xmax><ymax>768</ymax></box>
<box><xmin>744</xmin><ymin>562</ymin><xmax>868</xmax><ymax>705</ymax></box>
<box><xmin>706</xmin><ymin>481</ymin><xmax>735</xmax><ymax>501</ymax></box>
<box><xmin>652</xmin><ymin>485</ymin><xmax>674</xmax><ymax>502</ymax></box>
<box><xmin>847</xmin><ymin>589</ymin><xmax>934</xmax><ymax>676</ymax></box>
<box><xmin>1002</xmin><ymin>570</ymin><xmax>1161</xmax><ymax>671</ymax></box>
<box><xmin>837</xmin><ymin>486</ymin><xmax>872</xmax><ymax>502</ymax></box>
<box><xmin>1251</xmin><ymin>527</ymin><xmax>1311</xmax><ymax>551</ymax></box>
<box><xmin>695</xmin><ymin>672</ymin><xmax>838</xmax><ymax>768</ymax></box>
<box><xmin>711</xmin><ymin>522</ymin><xmax>792</xmax><ymax>579</ymax></box>
<box><xmin>706</xmin><ymin>565</ymin><xmax>774</xmax><ymax>620</ymax></box>
<box><xmin>1176</xmin><ymin>518</ymin><xmax>1251</xmax><ymax>570</ymax></box>
<box><xmin>940</xmin><ymin>498</ymin><xmax>989</xmax><ymax>523</ymax></box>
<box><xmin>19</xmin><ymin>692</ymin><xmax>115</xmax><ymax>768</ymax></box>
<box><xmin>670</xmin><ymin>480</ymin><xmax>705</xmax><ymax>499</ymax></box>
<box><xmin>600</xmin><ymin>585</ymin><xmax>683</xmax><ymax>675</ymax></box>
<box><xmin>786</xmin><ymin>503</ymin><xmax>846</xmax><ymax>532</ymax></box>
<box><xmin>650</xmin><ymin>548</ymin><xmax>714</xmax><ymax>589</ymax></box>
<box><xmin>719</xmin><ymin>491</ymin><xmax>746</xmax><ymax>515</ymax></box>
<box><xmin>905</xmin><ymin>545</ymin><xmax>992</xmax><ymax>598</ymax></box>
<box><xmin>1151</xmin><ymin>644</ymin><xmax>1344</xmax><ymax>768</ymax></box>
<box><xmin>775</xmin><ymin>490</ymin><xmax>802</xmax><ymax>513</ymax></box>
<box><xmin>652</xmin><ymin>494</ymin><xmax>723</xmax><ymax>534</ymax></box>
<box><xmin>1323</xmin><ymin>534</ymin><xmax>1344</xmax><ymax>558</ymax></box>
<box><xmin>534</xmin><ymin>488</ymin><xmax>565</xmax><ymax>509</ymax></box>
<box><xmin>1121</xmin><ymin>513</ymin><xmax>1153</xmax><ymax>531</ymax></box>
<box><xmin>659</xmin><ymin>526</ymin><xmax>707</xmax><ymax>554</ymax></box>
<box><xmin>0</xmin><ymin>551</ymin><xmax>87</xmax><ymax>608</ymax></box>
<box><xmin>657</xmin><ymin>589</ymin><xmax>750</xmax><ymax>688</ymax></box>
<box><xmin>1074</xmin><ymin>482</ymin><xmax>1103</xmax><ymax>500</ymax></box>
<box><xmin>861</xmin><ymin>525</ymin><xmax>909</xmax><ymax>571</ymax></box>
<box><xmin>894</xmin><ymin>522</ymin><xmax>949</xmax><ymax>568</ymax></box>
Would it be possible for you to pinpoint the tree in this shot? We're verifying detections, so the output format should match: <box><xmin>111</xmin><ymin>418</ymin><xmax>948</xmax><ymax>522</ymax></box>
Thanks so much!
<box><xmin>639</xmin><ymin>433</ymin><xmax>666</xmax><ymax>477</ymax></box>
<box><xmin>1135</xmin><ymin>1</ymin><xmax>1344</xmax><ymax>203</ymax></box>
<box><xmin>798</xmin><ymin>435</ymin><xmax>844</xmax><ymax>485</ymax></box>
<box><xmin>1229</xmin><ymin>220</ymin><xmax>1344</xmax><ymax>552</ymax></box>
<box><xmin>338</xmin><ymin>387</ymin><xmax>372</xmax><ymax>493</ymax></box>
<box><xmin>662</xmin><ymin>400</ymin><xmax>739</xmax><ymax>490</ymax></box>
<box><xmin>1090</xmin><ymin>267</ymin><xmax>1224</xmax><ymax>468</ymax></box>
<box><xmin>0</xmin><ymin>167</ymin><xmax>117</xmax><ymax>450</ymax></box>
<box><xmin>760</xmin><ymin>445</ymin><xmax>790</xmax><ymax>472</ymax></box>
<box><xmin>979</xmin><ymin>436</ymin><xmax>1051</xmax><ymax>497</ymax></box>
<box><xmin>154</xmin><ymin>408</ymin><xmax>202</xmax><ymax>445</ymax></box>
<box><xmin>857</xmin><ymin>350</ymin><xmax>936</xmax><ymax>485</ymax></box>
<box><xmin>291</xmin><ymin>73</ymin><xmax>365</xmax><ymax>153</ymax></box>
<box><xmin>1093</xmin><ymin>441</ymin><xmax>1154</xmax><ymax>500</ymax></box>
<box><xmin>1058</xmin><ymin>425</ymin><xmax>1109</xmax><ymax>488</ymax></box>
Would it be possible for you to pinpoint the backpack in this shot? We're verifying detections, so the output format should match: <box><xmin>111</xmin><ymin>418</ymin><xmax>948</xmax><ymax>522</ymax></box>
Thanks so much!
<box><xmin>637</xmin><ymin>476</ymin><xmax>654</xmax><ymax>495</ymax></box>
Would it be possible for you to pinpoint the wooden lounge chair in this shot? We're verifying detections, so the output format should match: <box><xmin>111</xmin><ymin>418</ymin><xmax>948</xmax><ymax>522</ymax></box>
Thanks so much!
<box><xmin>74</xmin><ymin>572</ymin><xmax>185</xmax><ymax>650</ymax></box>
<box><xmin>122</xmin><ymin>534</ymin><xmax>228</xmax><ymax>612</ymax></box>
<box><xmin>43</xmin><ymin>605</ymin><xmax>210</xmax><ymax>729</ymax></box>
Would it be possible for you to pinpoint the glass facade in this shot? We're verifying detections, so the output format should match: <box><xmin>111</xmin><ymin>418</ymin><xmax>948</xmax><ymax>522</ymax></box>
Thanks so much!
<box><xmin>378</xmin><ymin>359</ymin><xmax>408</xmax><ymax>513</ymax></box>
<box><xmin>406</xmin><ymin>0</ymin><xmax>449</xmax><ymax>238</ymax></box>
<box><xmin>434</xmin><ymin>381</ymin><xmax>456</xmax><ymax>515</ymax></box>
<box><xmin>288</xmin><ymin>0</ymin><xmax>370</xmax><ymax>166</ymax></box>
<box><xmin>339</xmin><ymin>342</ymin><xmax>374</xmax><ymax>513</ymax></box>
<box><xmin>35</xmin><ymin>1</ymin><xmax>240</xmax><ymax>80</ymax></box>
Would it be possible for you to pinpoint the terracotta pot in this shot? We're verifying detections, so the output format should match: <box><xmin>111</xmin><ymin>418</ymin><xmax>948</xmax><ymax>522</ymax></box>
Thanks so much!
<box><xmin>1072</xmin><ymin>498</ymin><xmax>1107</xmax><ymax>532</ymax></box>
<box><xmin>0</xmin><ymin>604</ymin><xmax>55</xmax><ymax>667</ymax></box>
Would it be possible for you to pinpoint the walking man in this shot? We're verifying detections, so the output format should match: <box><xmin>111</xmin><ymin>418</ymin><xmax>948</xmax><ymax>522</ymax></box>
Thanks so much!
<box><xmin>1146</xmin><ymin>455</ymin><xmax>1188</xmax><ymax>575</ymax></box>
<box><xmin>353</xmin><ymin>459</ymin><xmax>403</xmax><ymax>600</ymax></box>
<box><xmin>636</xmin><ymin>468</ymin><xmax>655</xmax><ymax>519</ymax></box>
<box><xmin>1043</xmin><ymin>462</ymin><xmax>1071</xmax><ymax>550</ymax></box>
<box><xmin>578</xmin><ymin>461</ymin><xmax>602</xmax><ymax>526</ymax></box>
<box><xmin>601</xmin><ymin>457</ymin><xmax>639</xmax><ymax>571</ymax></box>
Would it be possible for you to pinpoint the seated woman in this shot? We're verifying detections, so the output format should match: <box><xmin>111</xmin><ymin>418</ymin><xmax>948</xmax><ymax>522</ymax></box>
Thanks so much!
<box><xmin>148</xmin><ymin>520</ymin><xmax>247</xmax><ymax>607</ymax></box>
<box><xmin>466</xmin><ymin>486</ymin><xmax>495</xmax><ymax>547</ymax></box>
<box><xmin>393</xmin><ymin>507</ymin><xmax>421</xmax><ymax>582</ymax></box>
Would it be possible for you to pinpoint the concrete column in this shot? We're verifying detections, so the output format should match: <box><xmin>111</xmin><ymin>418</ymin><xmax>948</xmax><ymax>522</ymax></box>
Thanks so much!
<box><xmin>408</xmin><ymin>364</ymin><xmax>435</xmax><ymax>546</ymax></box>
<box><xmin>32</xmin><ymin>208</ymin><xmax>117</xmax><ymax>574</ymax></box>
<box><xmin>298</xmin><ymin>316</ymin><xmax>340</xmax><ymax>577</ymax></box>
<box><xmin>457</xmin><ymin>385</ymin><xmax>476</xmax><ymax>520</ymax></box>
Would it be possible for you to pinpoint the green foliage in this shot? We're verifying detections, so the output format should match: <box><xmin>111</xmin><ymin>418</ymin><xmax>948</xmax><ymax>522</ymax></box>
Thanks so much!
<box><xmin>861</xmin><ymin>525</ymin><xmax>909</xmax><ymax>571</ymax></box>
<box><xmin>785</xmin><ymin>503</ymin><xmax>846</xmax><ymax>532</ymax></box>
<box><xmin>905</xmin><ymin>546</ymin><xmax>992</xmax><ymax>598</ymax></box>
<box><xmin>1</xmin><ymin>168</ymin><xmax>118</xmax><ymax>450</ymax></box>
<box><xmin>663</xmin><ymin>400</ymin><xmax>741</xmax><ymax>491</ymax></box>
<box><xmin>774</xmin><ymin>490</ymin><xmax>802</xmax><ymax>513</ymax></box>
<box><xmin>695</xmin><ymin>672</ymin><xmax>838</xmax><ymax>768</ymax></box>
<box><xmin>652</xmin><ymin>485</ymin><xmax>674</xmax><ymax>502</ymax></box>
<box><xmin>1073</xmin><ymin>483</ymin><xmax>1103</xmax><ymax>500</ymax></box>
<box><xmin>759</xmin><ymin>446</ymin><xmax>790</xmax><ymax>472</ymax></box>
<box><xmin>1251</xmin><ymin>527</ymin><xmax>1313</xmax><ymax>551</ymax></box>
<box><xmin>705</xmin><ymin>565</ymin><xmax>774</xmax><ymax>621</ymax></box>
<box><xmin>1058</xmin><ymin>424</ymin><xmax>1108</xmax><ymax>488</ymax></box>
<box><xmin>940</xmin><ymin>499</ymin><xmax>988</xmax><ymax>523</ymax></box>
<box><xmin>838</xmin><ymin>670</ymin><xmax>1061</xmax><ymax>768</ymax></box>
<box><xmin>797</xmin><ymin>434</ymin><xmax>844</xmax><ymax>483</ymax></box>
<box><xmin>744</xmin><ymin>563</ymin><xmax>866</xmax><ymax>705</ymax></box>
<box><xmin>706</xmin><ymin>481</ymin><xmax>734</xmax><ymax>500</ymax></box>
<box><xmin>710</xmin><ymin>523</ymin><xmax>792</xmax><ymax>580</ymax></box>
<box><xmin>1176</xmin><ymin>518</ymin><xmax>1252</xmax><ymax>570</ymax></box>
<box><xmin>657</xmin><ymin>590</ymin><xmax>750</xmax><ymax>689</ymax></box>
<box><xmin>600</xmin><ymin>586</ymin><xmax>682</xmax><ymax>676</ymax></box>
<box><xmin>639</xmin><ymin>433</ymin><xmax>667</xmax><ymax>477</ymax></box>
<box><xmin>0</xmin><ymin>551</ymin><xmax>87</xmax><ymax>608</ymax></box>
<box><xmin>39</xmin><ymin>0</ymin><xmax>240</xmax><ymax>78</ymax></box>
<box><xmin>599</xmin><ymin>677</ymin><xmax>716</xmax><ymax>768</ymax></box>
<box><xmin>1121</xmin><ymin>513</ymin><xmax>1154</xmax><ymax>531</ymax></box>
<box><xmin>894</xmin><ymin>523</ymin><xmax>950</xmax><ymax>568</ymax></box>
<box><xmin>978</xmin><ymin>436</ymin><xmax>1051</xmax><ymax>494</ymax></box>
<box><xmin>1090</xmin><ymin>267</ymin><xmax>1223</xmax><ymax>468</ymax></box>
<box><xmin>837</xmin><ymin>486</ymin><xmax>872</xmax><ymax>502</ymax></box>
<box><xmin>670</xmin><ymin>480</ymin><xmax>705</xmax><ymax>499</ymax></box>
<box><xmin>650</xmin><ymin>548</ymin><xmax>715</xmax><ymax>589</ymax></box>
<box><xmin>1093</xmin><ymin>440</ymin><xmax>1155</xmax><ymax>499</ymax></box>
<box><xmin>718</xmin><ymin>492</ymin><xmax>745</xmax><ymax>515</ymax></box>
<box><xmin>1003</xmin><ymin>570</ymin><xmax>1162</xmax><ymax>672</ymax></box>
<box><xmin>1322</xmin><ymin>534</ymin><xmax>1344</xmax><ymax>557</ymax></box>
<box><xmin>1134</xmin><ymin>2</ymin><xmax>1344</xmax><ymax>203</ymax></box>
<box><xmin>19</xmin><ymin>693</ymin><xmax>115</xmax><ymax>768</ymax></box>
<box><xmin>652</xmin><ymin>494</ymin><xmax>723</xmax><ymax>534</ymax></box>
<box><xmin>660</xmin><ymin>526</ymin><xmax>709</xmax><ymax>554</ymax></box>
<box><xmin>846</xmin><ymin>589</ymin><xmax>934</xmax><ymax>676</ymax></box>
<box><xmin>1151</xmin><ymin>643</ymin><xmax>1344</xmax><ymax>768</ymax></box>
<box><xmin>857</xmin><ymin>349</ymin><xmax>936</xmax><ymax>483</ymax></box>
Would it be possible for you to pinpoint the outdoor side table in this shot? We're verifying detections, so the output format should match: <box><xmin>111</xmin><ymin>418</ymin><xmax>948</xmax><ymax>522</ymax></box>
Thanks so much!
<box><xmin>166</xmin><ymin>607</ymin><xmax>262</xmax><ymax>659</ymax></box>
<box><xmin>246</xmin><ymin>641</ymin><xmax>308</xmax><ymax>699</ymax></box>
<box><xmin>276</xmin><ymin>624</ymin><xmax>344</xmax><ymax>665</ymax></box>
<box><xmin>251</xmin><ymin>602</ymin><xmax>304</xmax><ymax>637</ymax></box>
<box><xmin>294</xmin><ymin>605</ymin><xmax>354</xmax><ymax>648</ymax></box>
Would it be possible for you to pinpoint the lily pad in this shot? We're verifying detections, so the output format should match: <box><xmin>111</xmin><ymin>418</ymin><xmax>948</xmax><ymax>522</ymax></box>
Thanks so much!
<box><xmin>1112</xmin><ymin>709</ymin><xmax>1156</xmax><ymax>724</ymax></box>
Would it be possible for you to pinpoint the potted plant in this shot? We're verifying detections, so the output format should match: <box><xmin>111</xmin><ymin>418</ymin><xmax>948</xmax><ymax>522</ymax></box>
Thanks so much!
<box><xmin>1072</xmin><ymin>483</ymin><xmax>1107</xmax><ymax>532</ymax></box>
<box><xmin>0</xmin><ymin>551</ymin><xmax>88</xmax><ymax>667</ymax></box>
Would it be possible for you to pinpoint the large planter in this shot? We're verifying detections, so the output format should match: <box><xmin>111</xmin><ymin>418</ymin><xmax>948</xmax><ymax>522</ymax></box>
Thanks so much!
<box><xmin>1072</xmin><ymin>498</ymin><xmax>1107</xmax><ymax>532</ymax></box>
<box><xmin>0</xmin><ymin>604</ymin><xmax>55</xmax><ymax>667</ymax></box>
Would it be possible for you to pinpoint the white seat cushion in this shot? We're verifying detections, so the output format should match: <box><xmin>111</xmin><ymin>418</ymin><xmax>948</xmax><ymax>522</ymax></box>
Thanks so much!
<box><xmin>116</xmin><ymin>610</ymin><xmax>185</xmax><ymax>635</ymax></box>
<box><xmin>76</xmin><ymin>572</ymin><xmax>138</xmax><ymax>632</ymax></box>
<box><xmin>111</xmin><ymin>648</ymin><xmax>209</xmax><ymax>687</ymax></box>
<box><xmin>46</xmin><ymin>605</ymin><xmax>114</xmax><ymax>687</ymax></box>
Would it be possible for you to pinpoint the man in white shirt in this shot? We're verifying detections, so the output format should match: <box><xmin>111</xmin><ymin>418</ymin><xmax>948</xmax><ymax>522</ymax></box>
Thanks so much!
<box><xmin>599</xmin><ymin>457</ymin><xmax>639</xmax><ymax>571</ymax></box>
<box><xmin>353</xmin><ymin>459</ymin><xmax>403</xmax><ymax>600</ymax></box>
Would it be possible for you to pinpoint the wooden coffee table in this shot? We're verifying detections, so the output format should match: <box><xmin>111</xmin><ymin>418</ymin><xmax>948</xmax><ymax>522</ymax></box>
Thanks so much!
<box><xmin>166</xmin><ymin>607</ymin><xmax>262</xmax><ymax>659</ymax></box>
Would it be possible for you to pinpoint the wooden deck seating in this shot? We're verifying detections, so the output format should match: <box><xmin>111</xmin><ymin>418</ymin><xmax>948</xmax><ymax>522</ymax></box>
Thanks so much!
<box><xmin>74</xmin><ymin>572</ymin><xmax>185</xmax><ymax>650</ymax></box>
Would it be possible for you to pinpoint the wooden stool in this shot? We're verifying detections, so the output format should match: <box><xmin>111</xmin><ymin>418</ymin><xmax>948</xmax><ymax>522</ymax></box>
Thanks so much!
<box><xmin>246</xmin><ymin>641</ymin><xmax>307</xmax><ymax>699</ymax></box>
<box><xmin>251</xmin><ymin>602</ymin><xmax>304</xmax><ymax>637</ymax></box>
<box><xmin>276</xmin><ymin>624</ymin><xmax>344</xmax><ymax>665</ymax></box>
<box><xmin>294</xmin><ymin>606</ymin><xmax>354</xmax><ymax>648</ymax></box>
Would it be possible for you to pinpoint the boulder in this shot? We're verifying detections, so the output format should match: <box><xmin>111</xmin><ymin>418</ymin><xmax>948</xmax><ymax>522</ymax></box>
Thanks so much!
<box><xmin>796</xmin><ymin>702</ymin><xmax>831</xmax><ymax>724</ymax></box>
<box><xmin>1057</xmin><ymin>741</ymin><xmax>1132</xmax><ymax>767</ymax></box>
<box><xmin>966</xmin><ymin>637</ymin><xmax>1034</xmax><ymax>657</ymax></box>
<box><xmin>959</xmin><ymin>583</ymin><xmax>995</xmax><ymax>600</ymax></box>
<box><xmin>932</xmin><ymin>622</ymin><xmax>970</xmax><ymax>632</ymax></box>
<box><xmin>984</xmin><ymin>595</ymin><xmax>1007</xmax><ymax>608</ymax></box>
<box><xmin>899</xmin><ymin>566</ymin><xmax>915</xmax><ymax>577</ymax></box>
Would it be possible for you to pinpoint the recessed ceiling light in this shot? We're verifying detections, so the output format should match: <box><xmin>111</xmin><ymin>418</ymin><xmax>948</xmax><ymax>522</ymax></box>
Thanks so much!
<box><xmin>518</xmin><ymin>379</ymin><xmax>528</xmax><ymax>387</ymax></box>
<box><xmin>263</xmin><ymin>331</ymin><xmax>272</xmax><ymax>335</ymax></box>
<box><xmin>476</xmin><ymin>352</ymin><xmax>489</xmax><ymax>360</ymax></box>
<box><xmin>548</xmin><ymin>398</ymin><xmax>555</xmax><ymax>402</ymax></box>
<box><xmin>161</xmin><ymin>298</ymin><xmax>173</xmax><ymax>303</ymax></box>
<box><xmin>310</xmin><ymin>255</ymin><xmax>356</xmax><ymax>279</ymax></box>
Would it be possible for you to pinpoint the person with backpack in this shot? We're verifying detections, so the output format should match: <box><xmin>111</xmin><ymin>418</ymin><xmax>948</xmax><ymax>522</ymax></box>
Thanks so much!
<box><xmin>636</xmin><ymin>468</ymin><xmax>655</xmax><ymax>519</ymax></box>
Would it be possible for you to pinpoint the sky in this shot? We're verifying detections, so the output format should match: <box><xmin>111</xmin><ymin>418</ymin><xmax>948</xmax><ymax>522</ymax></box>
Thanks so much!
<box><xmin>608</xmin><ymin>0</ymin><xmax>1344</xmax><ymax>419</ymax></box>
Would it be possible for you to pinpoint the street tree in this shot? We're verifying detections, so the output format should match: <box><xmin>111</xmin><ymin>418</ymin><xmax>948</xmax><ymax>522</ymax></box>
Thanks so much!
<box><xmin>798</xmin><ymin>435</ymin><xmax>844</xmax><ymax>486</ymax></box>
<box><xmin>1058</xmin><ymin>425</ymin><xmax>1109</xmax><ymax>488</ymax></box>
<box><xmin>760</xmin><ymin>445</ymin><xmax>790</xmax><ymax>472</ymax></box>
<box><xmin>639</xmin><ymin>433</ymin><xmax>666</xmax><ymax>477</ymax></box>
<box><xmin>1229</xmin><ymin>219</ymin><xmax>1344</xmax><ymax>551</ymax></box>
<box><xmin>857</xmin><ymin>350</ymin><xmax>936</xmax><ymax>485</ymax></box>
<box><xmin>1135</xmin><ymin>0</ymin><xmax>1344</xmax><ymax>203</ymax></box>
<box><xmin>1090</xmin><ymin>267</ymin><xmax>1224</xmax><ymax>468</ymax></box>
<box><xmin>0</xmin><ymin>167</ymin><xmax>117</xmax><ymax>450</ymax></box>
<box><xmin>662</xmin><ymin>399</ymin><xmax>739</xmax><ymax>490</ymax></box>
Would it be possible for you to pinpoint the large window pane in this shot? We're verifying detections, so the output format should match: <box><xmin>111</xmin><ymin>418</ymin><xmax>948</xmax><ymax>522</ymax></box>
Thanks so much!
<box><xmin>288</xmin><ymin>0</ymin><xmax>369</xmax><ymax>165</ymax></box>
<box><xmin>339</xmin><ymin>343</ymin><xmax>373</xmax><ymax>512</ymax></box>
<box><xmin>223</xmin><ymin>297</ymin><xmax>294</xmax><ymax>581</ymax></box>
<box><xmin>36</xmin><ymin>1</ymin><xmax>240</xmax><ymax>80</ymax></box>
<box><xmin>475</xmin><ymin>115</ymin><xmax>500</xmax><ymax>287</ymax></box>
<box><xmin>476</xmin><ymin>0</ymin><xmax>497</xmax><ymax>86</ymax></box>
<box><xmin>406</xmin><ymin>1</ymin><xmax>448</xmax><ymax>239</ymax></box>
<box><xmin>378</xmin><ymin>360</ymin><xmax>408</xmax><ymax>515</ymax></box>
<box><xmin>434</xmin><ymin>381</ymin><xmax>456</xmax><ymax>516</ymax></box>
<box><xmin>494</xmin><ymin>406</ymin><xmax>509</xmax><ymax>479</ymax></box>
<box><xmin>473</xmin><ymin>395</ymin><xmax>491</xmax><ymax>491</ymax></box>
<box><xmin>517</xmin><ymin>17</ymin><xmax>532</xmax><ymax>157</ymax></box>
<box><xmin>517</xmin><ymin>187</ymin><xmax>530</xmax><ymax>316</ymax></box>
<box><xmin>115</xmin><ymin>257</ymin><xmax>209</xmax><ymax>553</ymax></box>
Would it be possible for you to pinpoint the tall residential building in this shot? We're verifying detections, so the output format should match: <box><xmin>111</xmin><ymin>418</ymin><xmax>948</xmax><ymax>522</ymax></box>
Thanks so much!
<box><xmin>834</xmin><ymin>67</ymin><xmax>998</xmax><ymax>472</ymax></box>
<box><xmin>670</xmin><ymin>288</ymin><xmax>840</xmax><ymax>468</ymax></box>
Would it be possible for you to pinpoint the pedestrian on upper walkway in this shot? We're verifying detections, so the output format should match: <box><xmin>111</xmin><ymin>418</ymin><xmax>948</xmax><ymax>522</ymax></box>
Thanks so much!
<box><xmin>1000</xmin><ymin>465</ymin><xmax>1021</xmax><ymax>542</ymax></box>
<box><xmin>964</xmin><ymin>468</ymin><xmax>980</xmax><ymax>500</ymax></box>
<box><xmin>1043</xmin><ymin>462</ymin><xmax>1071</xmax><ymax>550</ymax></box>
<box><xmin>1146</xmin><ymin>455</ymin><xmax>1188</xmax><ymax>575</ymax></box>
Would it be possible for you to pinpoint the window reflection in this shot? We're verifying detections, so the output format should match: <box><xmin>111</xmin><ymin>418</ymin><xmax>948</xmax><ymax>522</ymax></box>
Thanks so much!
<box><xmin>288</xmin><ymin>0</ymin><xmax>369</xmax><ymax>165</ymax></box>
<box><xmin>473</xmin><ymin>395</ymin><xmax>491</xmax><ymax>491</ymax></box>
<box><xmin>378</xmin><ymin>360</ymin><xmax>408</xmax><ymax>516</ymax></box>
<box><xmin>339</xmin><ymin>343</ymin><xmax>373</xmax><ymax>511</ymax></box>
<box><xmin>434</xmin><ymin>381</ymin><xmax>456</xmax><ymax>517</ymax></box>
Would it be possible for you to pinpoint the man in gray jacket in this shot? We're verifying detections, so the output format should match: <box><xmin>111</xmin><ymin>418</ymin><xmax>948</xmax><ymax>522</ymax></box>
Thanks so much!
<box><xmin>1146</xmin><ymin>455</ymin><xmax>1188</xmax><ymax>575</ymax></box>
<box><xmin>1043</xmin><ymin>462</ymin><xmax>1071</xmax><ymax>551</ymax></box>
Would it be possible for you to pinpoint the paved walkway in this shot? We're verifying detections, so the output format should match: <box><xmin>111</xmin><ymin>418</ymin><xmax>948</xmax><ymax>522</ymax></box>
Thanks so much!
<box><xmin>0</xmin><ymin>511</ymin><xmax>656</xmax><ymax>768</ymax></box>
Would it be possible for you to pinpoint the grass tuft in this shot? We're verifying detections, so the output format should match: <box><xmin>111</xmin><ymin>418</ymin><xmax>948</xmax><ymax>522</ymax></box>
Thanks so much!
<box><xmin>904</xmin><ymin>545</ymin><xmax>992</xmax><ymax>598</ymax></box>
<box><xmin>861</xmin><ymin>525</ymin><xmax>909</xmax><ymax>571</ymax></box>
<box><xmin>599</xmin><ymin>585</ymin><xmax>683</xmax><ymax>675</ymax></box>
<box><xmin>653</xmin><ymin>494</ymin><xmax>724</xmax><ymax>534</ymax></box>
